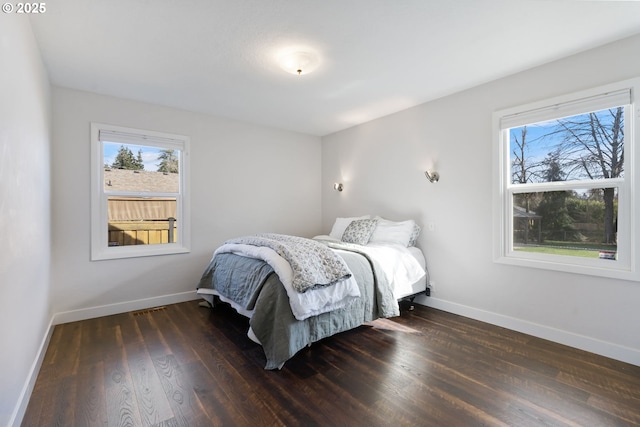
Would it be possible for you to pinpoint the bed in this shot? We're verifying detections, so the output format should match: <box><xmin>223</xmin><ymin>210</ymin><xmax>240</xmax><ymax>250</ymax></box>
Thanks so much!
<box><xmin>196</xmin><ymin>216</ymin><xmax>429</xmax><ymax>369</ymax></box>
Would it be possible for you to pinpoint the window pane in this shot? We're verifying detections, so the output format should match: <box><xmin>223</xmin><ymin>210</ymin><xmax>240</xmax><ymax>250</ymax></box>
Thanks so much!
<box><xmin>107</xmin><ymin>196</ymin><xmax>178</xmax><ymax>246</ymax></box>
<box><xmin>103</xmin><ymin>142</ymin><xmax>179</xmax><ymax>192</ymax></box>
<box><xmin>509</xmin><ymin>107</ymin><xmax>625</xmax><ymax>184</ymax></box>
<box><xmin>92</xmin><ymin>123</ymin><xmax>190</xmax><ymax>260</ymax></box>
<box><xmin>513</xmin><ymin>188</ymin><xmax>618</xmax><ymax>260</ymax></box>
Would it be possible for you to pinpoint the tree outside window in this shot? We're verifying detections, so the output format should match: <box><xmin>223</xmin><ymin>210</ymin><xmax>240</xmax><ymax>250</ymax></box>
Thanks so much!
<box><xmin>509</xmin><ymin>106</ymin><xmax>622</xmax><ymax>258</ymax></box>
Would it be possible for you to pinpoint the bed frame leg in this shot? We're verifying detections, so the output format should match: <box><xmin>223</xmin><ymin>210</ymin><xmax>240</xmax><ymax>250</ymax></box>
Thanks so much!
<box><xmin>198</xmin><ymin>301</ymin><xmax>212</xmax><ymax>308</ymax></box>
<box><xmin>399</xmin><ymin>297</ymin><xmax>417</xmax><ymax>312</ymax></box>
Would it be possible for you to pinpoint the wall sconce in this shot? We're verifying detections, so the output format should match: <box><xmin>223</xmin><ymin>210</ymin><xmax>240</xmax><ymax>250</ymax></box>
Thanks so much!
<box><xmin>424</xmin><ymin>170</ymin><xmax>440</xmax><ymax>183</ymax></box>
<box><xmin>333</xmin><ymin>182</ymin><xmax>344</xmax><ymax>192</ymax></box>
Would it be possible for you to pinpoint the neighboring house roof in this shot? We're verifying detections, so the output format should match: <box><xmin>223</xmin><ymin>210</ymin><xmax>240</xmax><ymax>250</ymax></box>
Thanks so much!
<box><xmin>104</xmin><ymin>168</ymin><xmax>178</xmax><ymax>192</ymax></box>
<box><xmin>513</xmin><ymin>205</ymin><xmax>541</xmax><ymax>219</ymax></box>
<box><xmin>104</xmin><ymin>168</ymin><xmax>178</xmax><ymax>221</ymax></box>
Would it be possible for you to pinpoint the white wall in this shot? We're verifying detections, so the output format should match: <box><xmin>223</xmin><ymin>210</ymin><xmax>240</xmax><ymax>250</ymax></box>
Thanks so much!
<box><xmin>51</xmin><ymin>88</ymin><xmax>322</xmax><ymax>318</ymax></box>
<box><xmin>0</xmin><ymin>15</ymin><xmax>52</xmax><ymax>427</ymax></box>
<box><xmin>322</xmin><ymin>34</ymin><xmax>640</xmax><ymax>365</ymax></box>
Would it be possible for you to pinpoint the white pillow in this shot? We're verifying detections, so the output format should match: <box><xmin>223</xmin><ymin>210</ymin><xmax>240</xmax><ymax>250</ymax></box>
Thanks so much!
<box><xmin>329</xmin><ymin>215</ymin><xmax>370</xmax><ymax>240</ymax></box>
<box><xmin>368</xmin><ymin>218</ymin><xmax>416</xmax><ymax>247</ymax></box>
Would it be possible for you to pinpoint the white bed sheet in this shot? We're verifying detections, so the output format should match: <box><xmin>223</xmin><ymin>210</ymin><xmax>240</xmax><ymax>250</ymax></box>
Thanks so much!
<box><xmin>313</xmin><ymin>235</ymin><xmax>427</xmax><ymax>299</ymax></box>
<box><xmin>398</xmin><ymin>245</ymin><xmax>428</xmax><ymax>299</ymax></box>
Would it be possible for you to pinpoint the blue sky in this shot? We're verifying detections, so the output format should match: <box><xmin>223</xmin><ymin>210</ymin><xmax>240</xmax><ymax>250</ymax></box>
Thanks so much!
<box><xmin>509</xmin><ymin>120</ymin><xmax>560</xmax><ymax>163</ymax></box>
<box><xmin>104</xmin><ymin>142</ymin><xmax>166</xmax><ymax>171</ymax></box>
<box><xmin>509</xmin><ymin>107</ymin><xmax>623</xmax><ymax>166</ymax></box>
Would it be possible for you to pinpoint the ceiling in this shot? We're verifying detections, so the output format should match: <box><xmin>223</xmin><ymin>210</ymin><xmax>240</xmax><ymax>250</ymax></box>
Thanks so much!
<box><xmin>30</xmin><ymin>0</ymin><xmax>640</xmax><ymax>136</ymax></box>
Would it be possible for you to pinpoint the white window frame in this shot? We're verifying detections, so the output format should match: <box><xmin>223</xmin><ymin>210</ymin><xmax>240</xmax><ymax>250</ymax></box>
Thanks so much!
<box><xmin>91</xmin><ymin>123</ymin><xmax>191</xmax><ymax>261</ymax></box>
<box><xmin>493</xmin><ymin>78</ymin><xmax>639</xmax><ymax>281</ymax></box>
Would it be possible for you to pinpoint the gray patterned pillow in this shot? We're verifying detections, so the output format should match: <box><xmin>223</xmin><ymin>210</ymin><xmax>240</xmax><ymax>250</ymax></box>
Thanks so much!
<box><xmin>408</xmin><ymin>223</ymin><xmax>421</xmax><ymax>247</ymax></box>
<box><xmin>341</xmin><ymin>219</ymin><xmax>378</xmax><ymax>245</ymax></box>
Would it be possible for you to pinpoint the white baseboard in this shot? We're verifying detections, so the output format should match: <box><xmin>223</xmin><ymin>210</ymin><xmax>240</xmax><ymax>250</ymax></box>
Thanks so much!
<box><xmin>53</xmin><ymin>290</ymin><xmax>200</xmax><ymax>325</ymax></box>
<box><xmin>9</xmin><ymin>317</ymin><xmax>54</xmax><ymax>427</ymax></box>
<box><xmin>415</xmin><ymin>295</ymin><xmax>640</xmax><ymax>367</ymax></box>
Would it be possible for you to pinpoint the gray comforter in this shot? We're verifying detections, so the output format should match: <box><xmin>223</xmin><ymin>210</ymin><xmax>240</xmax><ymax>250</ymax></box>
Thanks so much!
<box><xmin>197</xmin><ymin>242</ymin><xmax>399</xmax><ymax>369</ymax></box>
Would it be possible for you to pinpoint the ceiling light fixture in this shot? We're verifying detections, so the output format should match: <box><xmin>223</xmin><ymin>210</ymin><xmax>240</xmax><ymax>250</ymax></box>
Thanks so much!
<box><xmin>279</xmin><ymin>51</ymin><xmax>318</xmax><ymax>75</ymax></box>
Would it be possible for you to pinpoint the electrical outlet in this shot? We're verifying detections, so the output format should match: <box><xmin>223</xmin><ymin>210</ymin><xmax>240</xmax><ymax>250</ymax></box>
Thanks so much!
<box><xmin>429</xmin><ymin>280</ymin><xmax>435</xmax><ymax>293</ymax></box>
<box><xmin>428</xmin><ymin>223</ymin><xmax>435</xmax><ymax>231</ymax></box>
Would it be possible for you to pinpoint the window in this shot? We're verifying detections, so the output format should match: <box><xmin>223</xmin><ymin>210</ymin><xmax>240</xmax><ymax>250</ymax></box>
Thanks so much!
<box><xmin>493</xmin><ymin>79</ymin><xmax>640</xmax><ymax>280</ymax></box>
<box><xmin>91</xmin><ymin>123</ymin><xmax>190</xmax><ymax>260</ymax></box>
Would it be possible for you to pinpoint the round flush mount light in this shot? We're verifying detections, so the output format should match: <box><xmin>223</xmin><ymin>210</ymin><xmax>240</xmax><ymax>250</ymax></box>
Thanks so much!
<box><xmin>279</xmin><ymin>51</ymin><xmax>319</xmax><ymax>75</ymax></box>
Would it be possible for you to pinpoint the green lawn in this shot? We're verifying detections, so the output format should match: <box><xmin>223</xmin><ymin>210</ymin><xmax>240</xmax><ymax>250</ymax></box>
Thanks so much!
<box><xmin>515</xmin><ymin>246</ymin><xmax>598</xmax><ymax>258</ymax></box>
<box><xmin>514</xmin><ymin>244</ymin><xmax>617</xmax><ymax>259</ymax></box>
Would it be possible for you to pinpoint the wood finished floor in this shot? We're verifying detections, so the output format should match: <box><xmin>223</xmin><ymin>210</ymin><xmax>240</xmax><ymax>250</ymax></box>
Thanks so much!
<box><xmin>22</xmin><ymin>300</ymin><xmax>640</xmax><ymax>426</ymax></box>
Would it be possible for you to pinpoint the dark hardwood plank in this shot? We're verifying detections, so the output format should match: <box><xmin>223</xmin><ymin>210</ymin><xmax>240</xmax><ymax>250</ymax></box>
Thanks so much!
<box><xmin>104</xmin><ymin>326</ymin><xmax>144</xmax><ymax>427</ymax></box>
<box><xmin>147</xmin><ymin>309</ymin><xmax>200</xmax><ymax>365</ymax></box>
<box><xmin>119</xmin><ymin>315</ymin><xmax>174</xmax><ymax>426</ymax></box>
<box><xmin>34</xmin><ymin>321</ymin><xmax>82</xmax><ymax>386</ymax></box>
<box><xmin>22</xmin><ymin>300</ymin><xmax>640</xmax><ymax>426</ymax></box>
<box><xmin>151</xmin><ymin>355</ymin><xmax>210</xmax><ymax>427</ymax></box>
<box><xmin>74</xmin><ymin>362</ymin><xmax>108</xmax><ymax>427</ymax></box>
<box><xmin>182</xmin><ymin>360</ymin><xmax>249</xmax><ymax>426</ymax></box>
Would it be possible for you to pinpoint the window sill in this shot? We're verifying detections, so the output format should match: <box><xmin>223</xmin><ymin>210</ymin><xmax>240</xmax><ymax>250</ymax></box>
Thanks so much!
<box><xmin>91</xmin><ymin>243</ymin><xmax>190</xmax><ymax>261</ymax></box>
<box><xmin>495</xmin><ymin>253</ymin><xmax>638</xmax><ymax>282</ymax></box>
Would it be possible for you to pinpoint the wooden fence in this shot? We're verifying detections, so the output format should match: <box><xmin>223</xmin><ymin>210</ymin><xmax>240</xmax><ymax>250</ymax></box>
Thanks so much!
<box><xmin>108</xmin><ymin>219</ymin><xmax>177</xmax><ymax>246</ymax></box>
